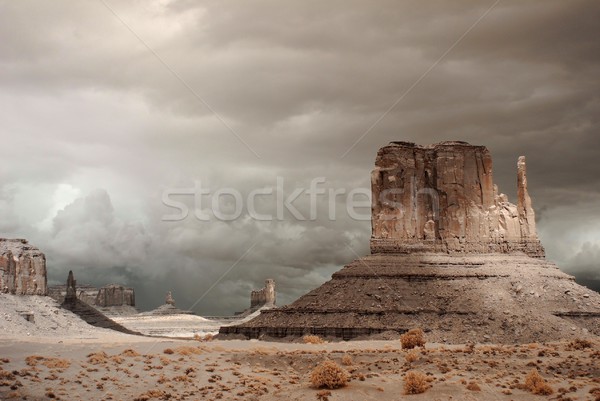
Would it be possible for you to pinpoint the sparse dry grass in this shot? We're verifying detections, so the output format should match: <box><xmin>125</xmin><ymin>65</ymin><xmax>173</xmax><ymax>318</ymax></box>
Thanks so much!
<box><xmin>303</xmin><ymin>335</ymin><xmax>325</xmax><ymax>344</ymax></box>
<box><xmin>404</xmin><ymin>371</ymin><xmax>428</xmax><ymax>394</ymax></box>
<box><xmin>310</xmin><ymin>360</ymin><xmax>349</xmax><ymax>389</ymax></box>
<box><xmin>400</xmin><ymin>328</ymin><xmax>426</xmax><ymax>349</ymax></box>
<box><xmin>525</xmin><ymin>368</ymin><xmax>553</xmax><ymax>395</ymax></box>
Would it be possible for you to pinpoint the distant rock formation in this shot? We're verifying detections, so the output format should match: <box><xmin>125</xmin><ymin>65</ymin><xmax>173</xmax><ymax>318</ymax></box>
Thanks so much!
<box><xmin>165</xmin><ymin>291</ymin><xmax>175</xmax><ymax>306</ymax></box>
<box><xmin>140</xmin><ymin>291</ymin><xmax>194</xmax><ymax>316</ymax></box>
<box><xmin>96</xmin><ymin>284</ymin><xmax>135</xmax><ymax>308</ymax></box>
<box><xmin>0</xmin><ymin>238</ymin><xmax>47</xmax><ymax>295</ymax></box>
<box><xmin>370</xmin><ymin>141</ymin><xmax>544</xmax><ymax>256</ymax></box>
<box><xmin>49</xmin><ymin>282</ymin><xmax>136</xmax><ymax>315</ymax></box>
<box><xmin>251</xmin><ymin>279</ymin><xmax>276</xmax><ymax>308</ymax></box>
<box><xmin>221</xmin><ymin>141</ymin><xmax>600</xmax><ymax>342</ymax></box>
<box><xmin>60</xmin><ymin>270</ymin><xmax>139</xmax><ymax>334</ymax></box>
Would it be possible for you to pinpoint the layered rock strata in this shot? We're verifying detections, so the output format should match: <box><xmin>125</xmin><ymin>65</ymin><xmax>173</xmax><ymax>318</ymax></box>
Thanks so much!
<box><xmin>370</xmin><ymin>141</ymin><xmax>544</xmax><ymax>256</ymax></box>
<box><xmin>220</xmin><ymin>141</ymin><xmax>600</xmax><ymax>342</ymax></box>
<box><xmin>0</xmin><ymin>238</ymin><xmax>47</xmax><ymax>295</ymax></box>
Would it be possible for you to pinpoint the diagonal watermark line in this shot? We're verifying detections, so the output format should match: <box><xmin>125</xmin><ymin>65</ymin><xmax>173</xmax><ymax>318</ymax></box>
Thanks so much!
<box><xmin>99</xmin><ymin>240</ymin><xmax>259</xmax><ymax>399</ymax></box>
<box><xmin>340</xmin><ymin>0</ymin><xmax>501</xmax><ymax>159</ymax></box>
<box><xmin>99</xmin><ymin>0</ymin><xmax>261</xmax><ymax>159</ymax></box>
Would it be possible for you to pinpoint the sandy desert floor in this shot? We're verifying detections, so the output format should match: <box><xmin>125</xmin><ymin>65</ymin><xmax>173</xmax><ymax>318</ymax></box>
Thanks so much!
<box><xmin>0</xmin><ymin>331</ymin><xmax>598</xmax><ymax>401</ymax></box>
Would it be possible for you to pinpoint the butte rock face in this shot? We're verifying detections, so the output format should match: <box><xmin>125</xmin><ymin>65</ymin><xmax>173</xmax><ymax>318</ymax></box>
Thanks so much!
<box><xmin>251</xmin><ymin>279</ymin><xmax>276</xmax><ymax>309</ymax></box>
<box><xmin>0</xmin><ymin>238</ymin><xmax>47</xmax><ymax>295</ymax></box>
<box><xmin>220</xmin><ymin>141</ymin><xmax>600</xmax><ymax>343</ymax></box>
<box><xmin>370</xmin><ymin>141</ymin><xmax>544</xmax><ymax>256</ymax></box>
<box><xmin>95</xmin><ymin>284</ymin><xmax>136</xmax><ymax>308</ymax></box>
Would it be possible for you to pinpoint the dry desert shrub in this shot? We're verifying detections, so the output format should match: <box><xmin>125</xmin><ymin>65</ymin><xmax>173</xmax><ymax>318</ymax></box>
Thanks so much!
<box><xmin>466</xmin><ymin>381</ymin><xmax>481</xmax><ymax>391</ymax></box>
<box><xmin>401</xmin><ymin>328</ymin><xmax>426</xmax><ymax>349</ymax></box>
<box><xmin>405</xmin><ymin>349</ymin><xmax>419</xmax><ymax>363</ymax></box>
<box><xmin>310</xmin><ymin>360</ymin><xmax>349</xmax><ymax>389</ymax></box>
<box><xmin>87</xmin><ymin>351</ymin><xmax>108</xmax><ymax>365</ymax></box>
<box><xmin>163</xmin><ymin>348</ymin><xmax>174</xmax><ymax>355</ymax></box>
<box><xmin>525</xmin><ymin>369</ymin><xmax>554</xmax><ymax>395</ymax></box>
<box><xmin>0</xmin><ymin>369</ymin><xmax>15</xmax><ymax>380</ymax></box>
<box><xmin>174</xmin><ymin>346</ymin><xmax>203</xmax><ymax>356</ymax></box>
<box><xmin>25</xmin><ymin>355</ymin><xmax>44</xmax><ymax>366</ymax></box>
<box><xmin>403</xmin><ymin>371</ymin><xmax>428</xmax><ymax>394</ymax></box>
<box><xmin>341</xmin><ymin>354</ymin><xmax>353</xmax><ymax>366</ymax></box>
<box><xmin>566</xmin><ymin>338</ymin><xmax>593</xmax><ymax>350</ymax></box>
<box><xmin>316</xmin><ymin>390</ymin><xmax>332</xmax><ymax>401</ymax></box>
<box><xmin>121</xmin><ymin>349</ymin><xmax>141</xmax><ymax>357</ymax></box>
<box><xmin>303</xmin><ymin>335</ymin><xmax>325</xmax><ymax>344</ymax></box>
<box><xmin>133</xmin><ymin>389</ymin><xmax>171</xmax><ymax>401</ymax></box>
<box><xmin>41</xmin><ymin>358</ymin><xmax>71</xmax><ymax>369</ymax></box>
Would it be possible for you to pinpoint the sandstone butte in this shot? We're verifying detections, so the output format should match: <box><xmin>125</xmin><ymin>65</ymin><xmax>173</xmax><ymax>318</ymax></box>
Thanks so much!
<box><xmin>221</xmin><ymin>141</ymin><xmax>600</xmax><ymax>343</ymax></box>
<box><xmin>0</xmin><ymin>238</ymin><xmax>47</xmax><ymax>296</ymax></box>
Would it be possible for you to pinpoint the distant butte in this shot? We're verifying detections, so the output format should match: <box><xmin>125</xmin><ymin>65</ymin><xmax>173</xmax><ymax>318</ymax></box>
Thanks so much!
<box><xmin>220</xmin><ymin>141</ymin><xmax>600</xmax><ymax>343</ymax></box>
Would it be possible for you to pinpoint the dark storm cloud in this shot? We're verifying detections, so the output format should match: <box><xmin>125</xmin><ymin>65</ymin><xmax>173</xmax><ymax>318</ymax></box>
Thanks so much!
<box><xmin>1</xmin><ymin>0</ymin><xmax>599</xmax><ymax>314</ymax></box>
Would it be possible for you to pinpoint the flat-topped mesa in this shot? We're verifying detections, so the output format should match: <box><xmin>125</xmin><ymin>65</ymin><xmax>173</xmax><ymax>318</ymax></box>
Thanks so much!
<box><xmin>370</xmin><ymin>141</ymin><xmax>544</xmax><ymax>257</ymax></box>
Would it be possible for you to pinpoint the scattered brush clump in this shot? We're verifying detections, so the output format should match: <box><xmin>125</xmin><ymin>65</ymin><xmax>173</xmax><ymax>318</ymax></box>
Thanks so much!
<box><xmin>163</xmin><ymin>348</ymin><xmax>174</xmax><ymax>355</ymax></box>
<box><xmin>87</xmin><ymin>351</ymin><xmax>109</xmax><ymax>365</ymax></box>
<box><xmin>525</xmin><ymin>369</ymin><xmax>554</xmax><ymax>395</ymax></box>
<box><xmin>405</xmin><ymin>349</ymin><xmax>419</xmax><ymax>363</ymax></box>
<box><xmin>400</xmin><ymin>328</ymin><xmax>426</xmax><ymax>349</ymax></box>
<box><xmin>404</xmin><ymin>371</ymin><xmax>428</xmax><ymax>394</ymax></box>
<box><xmin>121</xmin><ymin>349</ymin><xmax>141</xmax><ymax>357</ymax></box>
<box><xmin>316</xmin><ymin>390</ymin><xmax>332</xmax><ymax>401</ymax></box>
<box><xmin>566</xmin><ymin>338</ymin><xmax>593</xmax><ymax>350</ymax></box>
<box><xmin>24</xmin><ymin>356</ymin><xmax>70</xmax><ymax>369</ymax></box>
<box><xmin>133</xmin><ymin>389</ymin><xmax>171</xmax><ymax>401</ymax></box>
<box><xmin>174</xmin><ymin>346</ymin><xmax>203</xmax><ymax>356</ymax></box>
<box><xmin>303</xmin><ymin>335</ymin><xmax>325</xmax><ymax>344</ymax></box>
<box><xmin>310</xmin><ymin>360</ymin><xmax>349</xmax><ymax>389</ymax></box>
<box><xmin>466</xmin><ymin>381</ymin><xmax>481</xmax><ymax>391</ymax></box>
<box><xmin>25</xmin><ymin>355</ymin><xmax>44</xmax><ymax>367</ymax></box>
<box><xmin>341</xmin><ymin>354</ymin><xmax>353</xmax><ymax>366</ymax></box>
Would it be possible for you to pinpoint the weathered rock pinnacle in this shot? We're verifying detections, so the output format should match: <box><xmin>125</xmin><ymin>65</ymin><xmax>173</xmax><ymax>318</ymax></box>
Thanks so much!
<box><xmin>517</xmin><ymin>156</ymin><xmax>537</xmax><ymax>239</ymax></box>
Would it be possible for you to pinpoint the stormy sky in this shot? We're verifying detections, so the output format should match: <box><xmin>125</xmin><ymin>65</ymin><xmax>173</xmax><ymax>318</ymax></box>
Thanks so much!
<box><xmin>1</xmin><ymin>0</ymin><xmax>599</xmax><ymax>315</ymax></box>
